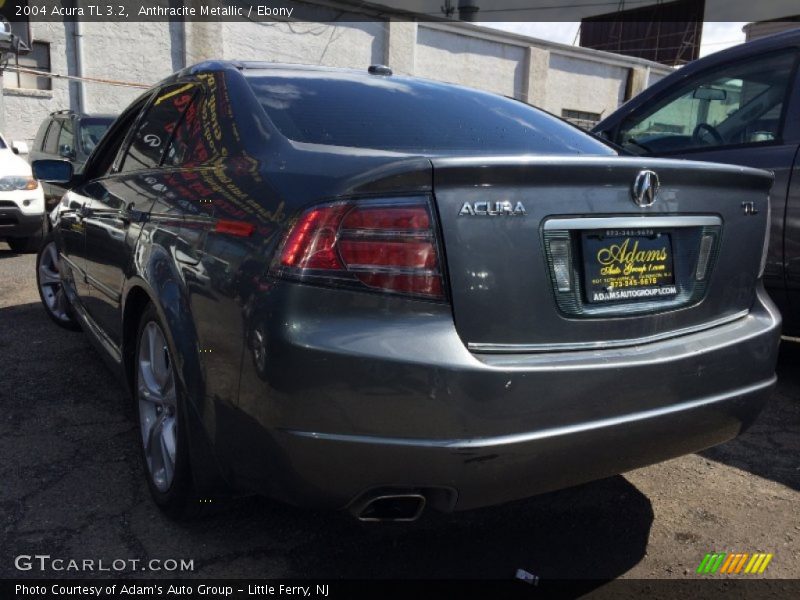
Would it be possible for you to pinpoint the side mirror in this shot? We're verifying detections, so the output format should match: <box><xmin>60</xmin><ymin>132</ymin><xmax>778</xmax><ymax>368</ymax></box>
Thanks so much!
<box><xmin>11</xmin><ymin>141</ymin><xmax>29</xmax><ymax>155</ymax></box>
<box><xmin>32</xmin><ymin>159</ymin><xmax>74</xmax><ymax>184</ymax></box>
<box><xmin>11</xmin><ymin>146</ymin><xmax>19</xmax><ymax>155</ymax></box>
<box><xmin>58</xmin><ymin>144</ymin><xmax>75</xmax><ymax>159</ymax></box>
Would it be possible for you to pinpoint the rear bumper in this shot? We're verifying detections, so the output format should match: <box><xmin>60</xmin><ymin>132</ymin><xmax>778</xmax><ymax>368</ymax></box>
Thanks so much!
<box><xmin>232</xmin><ymin>284</ymin><xmax>781</xmax><ymax>511</ymax></box>
<box><xmin>0</xmin><ymin>206</ymin><xmax>44</xmax><ymax>238</ymax></box>
<box><xmin>279</xmin><ymin>377</ymin><xmax>773</xmax><ymax>511</ymax></box>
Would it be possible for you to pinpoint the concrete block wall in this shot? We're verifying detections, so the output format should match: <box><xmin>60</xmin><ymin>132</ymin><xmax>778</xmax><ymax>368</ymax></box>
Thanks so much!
<box><xmin>2</xmin><ymin>21</ymin><xmax>69</xmax><ymax>145</ymax></box>
<box><xmin>79</xmin><ymin>22</ymin><xmax>177</xmax><ymax>110</ymax></box>
<box><xmin>221</xmin><ymin>21</ymin><xmax>386</xmax><ymax>68</ymax></box>
<box><xmin>415</xmin><ymin>25</ymin><xmax>526</xmax><ymax>98</ymax></box>
<box><xmin>544</xmin><ymin>53</ymin><xmax>630</xmax><ymax>120</ymax></box>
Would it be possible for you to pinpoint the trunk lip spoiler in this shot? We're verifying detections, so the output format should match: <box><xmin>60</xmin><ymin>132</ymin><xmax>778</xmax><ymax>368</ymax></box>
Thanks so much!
<box><xmin>429</xmin><ymin>154</ymin><xmax>774</xmax><ymax>179</ymax></box>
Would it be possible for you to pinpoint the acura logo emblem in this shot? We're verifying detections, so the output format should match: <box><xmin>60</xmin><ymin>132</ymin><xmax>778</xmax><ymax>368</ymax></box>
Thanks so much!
<box><xmin>631</xmin><ymin>170</ymin><xmax>660</xmax><ymax>207</ymax></box>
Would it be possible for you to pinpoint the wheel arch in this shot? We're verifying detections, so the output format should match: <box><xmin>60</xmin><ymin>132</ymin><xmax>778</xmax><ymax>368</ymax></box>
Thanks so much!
<box><xmin>121</xmin><ymin>284</ymin><xmax>153</xmax><ymax>396</ymax></box>
<box><xmin>121</xmin><ymin>271</ymin><xmax>231</xmax><ymax>494</ymax></box>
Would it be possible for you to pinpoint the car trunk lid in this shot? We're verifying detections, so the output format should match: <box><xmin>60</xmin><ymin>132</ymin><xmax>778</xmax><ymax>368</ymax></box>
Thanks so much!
<box><xmin>431</xmin><ymin>155</ymin><xmax>773</xmax><ymax>351</ymax></box>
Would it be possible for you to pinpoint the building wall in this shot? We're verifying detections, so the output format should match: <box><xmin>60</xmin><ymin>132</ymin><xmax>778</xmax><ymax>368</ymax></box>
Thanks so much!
<box><xmin>544</xmin><ymin>54</ymin><xmax>629</xmax><ymax>120</ymax></box>
<box><xmin>743</xmin><ymin>21</ymin><xmax>799</xmax><ymax>41</ymax></box>
<box><xmin>1</xmin><ymin>15</ymin><xmax>671</xmax><ymax>147</ymax></box>
<box><xmin>3</xmin><ymin>21</ymin><xmax>69</xmax><ymax>144</ymax></box>
<box><xmin>415</xmin><ymin>26</ymin><xmax>526</xmax><ymax>98</ymax></box>
<box><xmin>80</xmin><ymin>22</ymin><xmax>177</xmax><ymax>111</ymax></box>
<box><xmin>1</xmin><ymin>21</ymin><xmax>176</xmax><ymax>144</ymax></box>
<box><xmin>220</xmin><ymin>21</ymin><xmax>385</xmax><ymax>68</ymax></box>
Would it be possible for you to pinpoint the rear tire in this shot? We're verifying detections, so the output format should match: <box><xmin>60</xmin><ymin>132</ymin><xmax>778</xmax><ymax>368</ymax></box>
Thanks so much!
<box><xmin>134</xmin><ymin>304</ymin><xmax>198</xmax><ymax>519</ymax></box>
<box><xmin>36</xmin><ymin>231</ymin><xmax>80</xmax><ymax>331</ymax></box>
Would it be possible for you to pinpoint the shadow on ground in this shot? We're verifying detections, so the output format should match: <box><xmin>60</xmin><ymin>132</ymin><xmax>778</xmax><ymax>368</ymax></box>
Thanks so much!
<box><xmin>171</xmin><ymin>475</ymin><xmax>654</xmax><ymax>581</ymax></box>
<box><xmin>699</xmin><ymin>341</ymin><xmax>800</xmax><ymax>491</ymax></box>
<box><xmin>0</xmin><ymin>247</ymin><xmax>23</xmax><ymax>260</ymax></box>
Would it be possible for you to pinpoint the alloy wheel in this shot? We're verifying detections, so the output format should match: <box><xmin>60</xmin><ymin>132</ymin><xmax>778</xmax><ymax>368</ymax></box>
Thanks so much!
<box><xmin>137</xmin><ymin>321</ymin><xmax>178</xmax><ymax>492</ymax></box>
<box><xmin>37</xmin><ymin>241</ymin><xmax>71</xmax><ymax>323</ymax></box>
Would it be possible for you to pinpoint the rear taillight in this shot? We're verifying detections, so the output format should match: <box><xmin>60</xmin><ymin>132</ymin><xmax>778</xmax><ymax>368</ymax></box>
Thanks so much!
<box><xmin>273</xmin><ymin>197</ymin><xmax>445</xmax><ymax>300</ymax></box>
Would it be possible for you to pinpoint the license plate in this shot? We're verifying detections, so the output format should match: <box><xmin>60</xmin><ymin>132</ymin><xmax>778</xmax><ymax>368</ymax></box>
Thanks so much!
<box><xmin>582</xmin><ymin>229</ymin><xmax>677</xmax><ymax>304</ymax></box>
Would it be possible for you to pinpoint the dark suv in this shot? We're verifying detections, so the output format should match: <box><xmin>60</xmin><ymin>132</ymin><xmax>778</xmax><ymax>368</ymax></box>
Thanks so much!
<box><xmin>594</xmin><ymin>29</ymin><xmax>800</xmax><ymax>335</ymax></box>
<box><xmin>29</xmin><ymin>110</ymin><xmax>115</xmax><ymax>209</ymax></box>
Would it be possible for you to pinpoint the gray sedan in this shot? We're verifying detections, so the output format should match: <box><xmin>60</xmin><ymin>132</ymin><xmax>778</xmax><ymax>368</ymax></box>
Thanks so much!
<box><xmin>32</xmin><ymin>61</ymin><xmax>780</xmax><ymax>521</ymax></box>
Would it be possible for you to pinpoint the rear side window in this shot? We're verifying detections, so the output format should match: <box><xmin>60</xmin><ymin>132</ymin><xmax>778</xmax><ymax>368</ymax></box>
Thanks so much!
<box><xmin>43</xmin><ymin>121</ymin><xmax>60</xmax><ymax>154</ymax></box>
<box><xmin>58</xmin><ymin>119</ymin><xmax>75</xmax><ymax>156</ymax></box>
<box><xmin>245</xmin><ymin>72</ymin><xmax>614</xmax><ymax>155</ymax></box>
<box><xmin>118</xmin><ymin>83</ymin><xmax>198</xmax><ymax>173</ymax></box>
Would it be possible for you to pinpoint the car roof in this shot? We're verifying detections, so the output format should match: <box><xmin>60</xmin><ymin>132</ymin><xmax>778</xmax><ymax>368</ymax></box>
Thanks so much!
<box><xmin>643</xmin><ymin>28</ymin><xmax>800</xmax><ymax>86</ymax></box>
<box><xmin>679</xmin><ymin>28</ymin><xmax>800</xmax><ymax>73</ymax></box>
<box><xmin>169</xmin><ymin>59</ymin><xmax>519</xmax><ymax>102</ymax></box>
<box><xmin>237</xmin><ymin>62</ymin><xmax>441</xmax><ymax>87</ymax></box>
<box><xmin>184</xmin><ymin>60</ymin><xmax>390</xmax><ymax>76</ymax></box>
<box><xmin>50</xmin><ymin>111</ymin><xmax>116</xmax><ymax>121</ymax></box>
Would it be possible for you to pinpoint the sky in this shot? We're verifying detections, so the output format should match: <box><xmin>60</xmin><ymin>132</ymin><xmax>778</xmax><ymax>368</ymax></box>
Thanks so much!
<box><xmin>488</xmin><ymin>22</ymin><xmax>748</xmax><ymax>58</ymax></box>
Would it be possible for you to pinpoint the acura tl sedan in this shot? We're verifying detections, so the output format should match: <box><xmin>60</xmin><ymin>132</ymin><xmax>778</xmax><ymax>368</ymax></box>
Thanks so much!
<box><xmin>33</xmin><ymin>61</ymin><xmax>781</xmax><ymax>521</ymax></box>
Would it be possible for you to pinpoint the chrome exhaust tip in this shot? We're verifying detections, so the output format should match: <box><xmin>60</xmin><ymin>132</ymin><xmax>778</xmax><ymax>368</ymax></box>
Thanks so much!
<box><xmin>353</xmin><ymin>493</ymin><xmax>426</xmax><ymax>522</ymax></box>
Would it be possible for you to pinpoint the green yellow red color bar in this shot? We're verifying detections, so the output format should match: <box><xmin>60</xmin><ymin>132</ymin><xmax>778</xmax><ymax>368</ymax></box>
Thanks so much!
<box><xmin>697</xmin><ymin>553</ymin><xmax>773</xmax><ymax>574</ymax></box>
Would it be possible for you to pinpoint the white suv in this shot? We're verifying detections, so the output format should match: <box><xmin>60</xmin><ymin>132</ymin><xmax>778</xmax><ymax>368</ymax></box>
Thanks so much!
<box><xmin>0</xmin><ymin>133</ymin><xmax>45</xmax><ymax>253</ymax></box>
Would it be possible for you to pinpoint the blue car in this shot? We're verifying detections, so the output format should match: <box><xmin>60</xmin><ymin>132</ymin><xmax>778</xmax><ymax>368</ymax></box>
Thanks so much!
<box><xmin>595</xmin><ymin>29</ymin><xmax>800</xmax><ymax>336</ymax></box>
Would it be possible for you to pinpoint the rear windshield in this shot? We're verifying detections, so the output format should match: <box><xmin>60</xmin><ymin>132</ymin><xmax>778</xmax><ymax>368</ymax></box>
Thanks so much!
<box><xmin>245</xmin><ymin>72</ymin><xmax>614</xmax><ymax>155</ymax></box>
